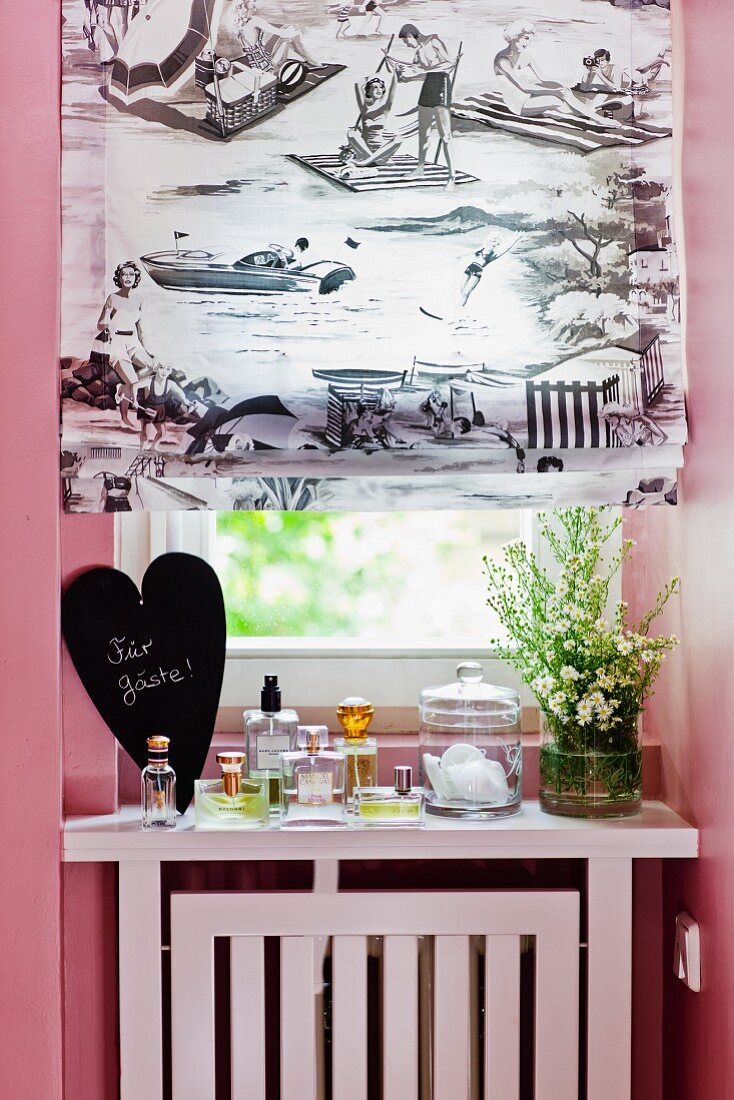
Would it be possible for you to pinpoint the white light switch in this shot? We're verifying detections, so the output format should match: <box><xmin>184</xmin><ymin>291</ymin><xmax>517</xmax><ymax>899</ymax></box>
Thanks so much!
<box><xmin>673</xmin><ymin>912</ymin><xmax>701</xmax><ymax>992</ymax></box>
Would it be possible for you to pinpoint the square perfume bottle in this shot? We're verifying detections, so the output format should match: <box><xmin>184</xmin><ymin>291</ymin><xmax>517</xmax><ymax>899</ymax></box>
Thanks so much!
<box><xmin>352</xmin><ymin>767</ymin><xmax>424</xmax><ymax>827</ymax></box>
<box><xmin>244</xmin><ymin>675</ymin><xmax>299</xmax><ymax>813</ymax></box>
<box><xmin>279</xmin><ymin>727</ymin><xmax>347</xmax><ymax>828</ymax></box>
<box><xmin>195</xmin><ymin>752</ymin><xmax>269</xmax><ymax>830</ymax></box>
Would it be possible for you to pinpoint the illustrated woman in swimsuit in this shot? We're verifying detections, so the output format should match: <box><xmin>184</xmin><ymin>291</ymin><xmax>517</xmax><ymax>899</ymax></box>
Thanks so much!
<box><xmin>232</xmin><ymin>0</ymin><xmax>322</xmax><ymax>73</ymax></box>
<box><xmin>137</xmin><ymin>362</ymin><xmax>195</xmax><ymax>449</ymax></box>
<box><xmin>97</xmin><ymin>261</ymin><xmax>155</xmax><ymax>429</ymax></box>
<box><xmin>344</xmin><ymin>71</ymin><xmax>401</xmax><ymax>167</ymax></box>
<box><xmin>387</xmin><ymin>24</ymin><xmax>456</xmax><ymax>190</ymax></box>
<box><xmin>494</xmin><ymin>22</ymin><xmax>609</xmax><ymax>124</ymax></box>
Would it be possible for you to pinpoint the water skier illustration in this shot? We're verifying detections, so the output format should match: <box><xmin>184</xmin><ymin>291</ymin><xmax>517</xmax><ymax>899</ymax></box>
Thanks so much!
<box><xmin>460</xmin><ymin>232</ymin><xmax>524</xmax><ymax>308</ymax></box>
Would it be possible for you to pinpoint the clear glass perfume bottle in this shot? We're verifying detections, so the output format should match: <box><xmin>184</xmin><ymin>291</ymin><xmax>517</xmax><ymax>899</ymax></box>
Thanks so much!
<box><xmin>334</xmin><ymin>696</ymin><xmax>378</xmax><ymax>804</ymax></box>
<box><xmin>353</xmin><ymin>766</ymin><xmax>424</xmax><ymax>826</ymax></box>
<box><xmin>141</xmin><ymin>735</ymin><xmax>176</xmax><ymax>830</ymax></box>
<box><xmin>280</xmin><ymin>729</ymin><xmax>347</xmax><ymax>828</ymax></box>
<box><xmin>194</xmin><ymin>751</ymin><xmax>269</xmax><ymax>830</ymax></box>
<box><xmin>244</xmin><ymin>675</ymin><xmax>299</xmax><ymax>812</ymax></box>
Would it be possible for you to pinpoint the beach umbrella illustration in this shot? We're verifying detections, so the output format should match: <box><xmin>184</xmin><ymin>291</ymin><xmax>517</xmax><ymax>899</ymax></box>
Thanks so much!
<box><xmin>186</xmin><ymin>396</ymin><xmax>299</xmax><ymax>454</ymax></box>
<box><xmin>109</xmin><ymin>0</ymin><xmax>225</xmax><ymax>106</ymax></box>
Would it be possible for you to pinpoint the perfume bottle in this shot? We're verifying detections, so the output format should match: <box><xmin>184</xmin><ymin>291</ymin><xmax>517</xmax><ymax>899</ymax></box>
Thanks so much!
<box><xmin>141</xmin><ymin>735</ymin><xmax>176</xmax><ymax>830</ymax></box>
<box><xmin>353</xmin><ymin>767</ymin><xmax>424</xmax><ymax>826</ymax></box>
<box><xmin>244</xmin><ymin>675</ymin><xmax>299</xmax><ymax>812</ymax></box>
<box><xmin>280</xmin><ymin>729</ymin><xmax>347</xmax><ymax>828</ymax></box>
<box><xmin>194</xmin><ymin>751</ymin><xmax>269</xmax><ymax>830</ymax></box>
<box><xmin>334</xmin><ymin>696</ymin><xmax>378</xmax><ymax>803</ymax></box>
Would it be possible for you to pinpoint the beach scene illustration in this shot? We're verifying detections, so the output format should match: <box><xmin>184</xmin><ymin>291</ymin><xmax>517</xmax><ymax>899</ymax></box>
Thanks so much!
<box><xmin>61</xmin><ymin>0</ymin><xmax>684</xmax><ymax>511</ymax></box>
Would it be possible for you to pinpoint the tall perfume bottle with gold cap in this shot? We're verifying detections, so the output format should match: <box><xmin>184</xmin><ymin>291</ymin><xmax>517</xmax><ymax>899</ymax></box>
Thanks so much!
<box><xmin>194</xmin><ymin>751</ymin><xmax>269</xmax><ymax>830</ymax></box>
<box><xmin>141</xmin><ymin>736</ymin><xmax>176</xmax><ymax>830</ymax></box>
<box><xmin>334</xmin><ymin>697</ymin><xmax>378</xmax><ymax>803</ymax></box>
<box><xmin>279</xmin><ymin>728</ymin><xmax>347</xmax><ymax>828</ymax></box>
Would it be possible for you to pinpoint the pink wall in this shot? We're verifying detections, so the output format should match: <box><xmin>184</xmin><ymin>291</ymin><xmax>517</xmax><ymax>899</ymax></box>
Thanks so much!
<box><xmin>624</xmin><ymin>1</ymin><xmax>734</xmax><ymax>1095</ymax></box>
<box><xmin>0</xmin><ymin>1</ymin><xmax>64</xmax><ymax>1096</ymax></box>
<box><xmin>0</xmin><ymin>2</ymin><xmax>723</xmax><ymax>1097</ymax></box>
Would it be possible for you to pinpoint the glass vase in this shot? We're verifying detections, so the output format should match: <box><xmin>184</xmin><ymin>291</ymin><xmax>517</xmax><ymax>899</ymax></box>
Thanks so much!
<box><xmin>539</xmin><ymin>711</ymin><xmax>642</xmax><ymax>818</ymax></box>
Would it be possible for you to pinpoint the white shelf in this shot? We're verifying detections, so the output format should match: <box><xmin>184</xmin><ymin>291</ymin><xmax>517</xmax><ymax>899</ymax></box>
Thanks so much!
<box><xmin>63</xmin><ymin>801</ymin><xmax>697</xmax><ymax>862</ymax></box>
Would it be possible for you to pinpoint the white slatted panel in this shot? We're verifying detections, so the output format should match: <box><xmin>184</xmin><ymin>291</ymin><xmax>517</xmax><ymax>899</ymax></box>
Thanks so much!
<box><xmin>230</xmin><ymin>937</ymin><xmax>266</xmax><ymax>1100</ymax></box>
<box><xmin>332</xmin><ymin>936</ymin><xmax>368</xmax><ymax>1100</ymax></box>
<box><xmin>281</xmin><ymin>937</ymin><xmax>317</xmax><ymax>1100</ymax></box>
<box><xmin>170</xmin><ymin>923</ymin><xmax>216</xmax><ymax>1100</ymax></box>
<box><xmin>434</xmin><ymin>936</ymin><xmax>472</xmax><ymax>1100</ymax></box>
<box><xmin>535</xmin><ymin>923</ymin><xmax>580</xmax><ymax>1100</ymax></box>
<box><xmin>118</xmin><ymin>863</ymin><xmax>163</xmax><ymax>1100</ymax></box>
<box><xmin>485</xmin><ymin>935</ymin><xmax>521</xmax><ymax>1100</ymax></box>
<box><xmin>383</xmin><ymin>936</ymin><xmax>419</xmax><ymax>1100</ymax></box>
<box><xmin>587</xmin><ymin>859</ymin><xmax>633</xmax><ymax>1100</ymax></box>
<box><xmin>169</xmin><ymin>889</ymin><xmax>580</xmax><ymax>1100</ymax></box>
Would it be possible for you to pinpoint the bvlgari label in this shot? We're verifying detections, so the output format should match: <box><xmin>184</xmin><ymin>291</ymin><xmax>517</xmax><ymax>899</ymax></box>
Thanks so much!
<box><xmin>297</xmin><ymin>772</ymin><xmax>333</xmax><ymax>806</ymax></box>
<box><xmin>358</xmin><ymin>802</ymin><xmax>420</xmax><ymax>819</ymax></box>
<box><xmin>256</xmin><ymin>734</ymin><xmax>291</xmax><ymax>771</ymax></box>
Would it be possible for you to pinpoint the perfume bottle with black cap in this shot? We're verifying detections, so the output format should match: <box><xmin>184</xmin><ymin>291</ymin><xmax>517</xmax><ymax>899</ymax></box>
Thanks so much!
<box><xmin>244</xmin><ymin>675</ymin><xmax>299</xmax><ymax>812</ymax></box>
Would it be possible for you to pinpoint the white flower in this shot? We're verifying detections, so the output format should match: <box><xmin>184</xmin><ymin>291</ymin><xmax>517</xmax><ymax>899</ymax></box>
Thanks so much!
<box><xmin>560</xmin><ymin>665</ymin><xmax>581</xmax><ymax>682</ymax></box>
<box><xmin>576</xmin><ymin>699</ymin><xmax>594</xmax><ymax>725</ymax></box>
<box><xmin>594</xmin><ymin>618</ymin><xmax>608</xmax><ymax>633</ymax></box>
<box><xmin>596</xmin><ymin>671</ymin><xmax>617</xmax><ymax>690</ymax></box>
<box><xmin>532</xmin><ymin>675</ymin><xmax>555</xmax><ymax>695</ymax></box>
<box><xmin>596</xmin><ymin>701</ymin><xmax>614</xmax><ymax>722</ymax></box>
<box><xmin>553</xmin><ymin>619</ymin><xmax>571</xmax><ymax>634</ymax></box>
<box><xmin>640</xmin><ymin>650</ymin><xmax>658</xmax><ymax>664</ymax></box>
<box><xmin>563</xmin><ymin>640</ymin><xmax>576</xmax><ymax>651</ymax></box>
<box><xmin>616</xmin><ymin>637</ymin><xmax>634</xmax><ymax>655</ymax></box>
<box><xmin>588</xmin><ymin>691</ymin><xmax>605</xmax><ymax>708</ymax></box>
<box><xmin>548</xmin><ymin>692</ymin><xmax>568</xmax><ymax>716</ymax></box>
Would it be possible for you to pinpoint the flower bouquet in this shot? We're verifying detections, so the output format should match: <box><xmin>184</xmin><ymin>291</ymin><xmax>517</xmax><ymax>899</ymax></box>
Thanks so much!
<box><xmin>484</xmin><ymin>508</ymin><xmax>679</xmax><ymax>817</ymax></box>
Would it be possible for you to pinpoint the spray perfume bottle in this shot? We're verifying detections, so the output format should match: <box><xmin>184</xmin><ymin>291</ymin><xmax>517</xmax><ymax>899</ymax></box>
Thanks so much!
<box><xmin>194</xmin><ymin>751</ymin><xmax>269</xmax><ymax>830</ymax></box>
<box><xmin>141</xmin><ymin>736</ymin><xmax>176</xmax><ymax>830</ymax></box>
<box><xmin>244</xmin><ymin>675</ymin><xmax>299</xmax><ymax>812</ymax></box>
<box><xmin>334</xmin><ymin>697</ymin><xmax>378</xmax><ymax>804</ymax></box>
<box><xmin>279</xmin><ymin>728</ymin><xmax>347</xmax><ymax>828</ymax></box>
<box><xmin>353</xmin><ymin>766</ymin><xmax>424</xmax><ymax>826</ymax></box>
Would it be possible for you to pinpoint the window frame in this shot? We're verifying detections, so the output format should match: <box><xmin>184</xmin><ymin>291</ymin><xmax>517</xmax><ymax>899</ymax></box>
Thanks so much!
<box><xmin>117</xmin><ymin>509</ymin><xmax>621</xmax><ymax>716</ymax></box>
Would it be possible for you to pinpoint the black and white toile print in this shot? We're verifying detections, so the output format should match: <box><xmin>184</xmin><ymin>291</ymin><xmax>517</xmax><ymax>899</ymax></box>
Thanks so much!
<box><xmin>61</xmin><ymin>0</ymin><xmax>685</xmax><ymax>513</ymax></box>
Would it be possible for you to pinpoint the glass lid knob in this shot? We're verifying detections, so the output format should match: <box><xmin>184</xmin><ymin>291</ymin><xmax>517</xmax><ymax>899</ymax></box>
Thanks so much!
<box><xmin>456</xmin><ymin>661</ymin><xmax>483</xmax><ymax>684</ymax></box>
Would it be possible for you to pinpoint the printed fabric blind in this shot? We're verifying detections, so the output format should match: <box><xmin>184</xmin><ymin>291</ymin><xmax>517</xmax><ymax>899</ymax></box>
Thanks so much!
<box><xmin>61</xmin><ymin>0</ymin><xmax>684</xmax><ymax>513</ymax></box>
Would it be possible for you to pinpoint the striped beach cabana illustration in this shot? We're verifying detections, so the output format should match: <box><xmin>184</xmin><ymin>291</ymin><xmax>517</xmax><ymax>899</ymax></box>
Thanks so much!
<box><xmin>526</xmin><ymin>374</ymin><xmax>621</xmax><ymax>449</ymax></box>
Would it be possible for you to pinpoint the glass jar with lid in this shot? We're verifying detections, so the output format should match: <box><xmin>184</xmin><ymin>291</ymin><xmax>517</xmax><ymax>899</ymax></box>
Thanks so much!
<box><xmin>419</xmin><ymin>662</ymin><xmax>522</xmax><ymax>819</ymax></box>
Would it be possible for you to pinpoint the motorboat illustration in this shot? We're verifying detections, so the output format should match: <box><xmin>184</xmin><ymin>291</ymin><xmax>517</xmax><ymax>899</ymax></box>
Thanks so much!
<box><xmin>140</xmin><ymin>247</ymin><xmax>356</xmax><ymax>295</ymax></box>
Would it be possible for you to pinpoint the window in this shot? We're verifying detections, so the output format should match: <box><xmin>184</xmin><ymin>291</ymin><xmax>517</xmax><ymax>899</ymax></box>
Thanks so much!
<box><xmin>215</xmin><ymin>510</ymin><xmax>526</xmax><ymax>646</ymax></box>
<box><xmin>118</xmin><ymin>509</ymin><xmax>620</xmax><ymax>722</ymax></box>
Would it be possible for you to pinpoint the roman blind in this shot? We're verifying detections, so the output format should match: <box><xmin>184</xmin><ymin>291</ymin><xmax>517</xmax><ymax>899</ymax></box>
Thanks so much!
<box><xmin>61</xmin><ymin>0</ymin><xmax>683</xmax><ymax>513</ymax></box>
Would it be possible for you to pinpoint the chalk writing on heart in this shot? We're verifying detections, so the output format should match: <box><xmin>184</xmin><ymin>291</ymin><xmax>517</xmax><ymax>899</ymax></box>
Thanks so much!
<box><xmin>107</xmin><ymin>635</ymin><xmax>194</xmax><ymax>706</ymax></box>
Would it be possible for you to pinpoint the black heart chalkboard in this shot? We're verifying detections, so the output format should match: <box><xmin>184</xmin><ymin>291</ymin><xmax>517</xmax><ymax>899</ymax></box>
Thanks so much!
<box><xmin>62</xmin><ymin>553</ymin><xmax>226</xmax><ymax>813</ymax></box>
